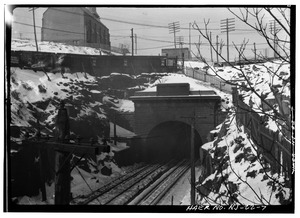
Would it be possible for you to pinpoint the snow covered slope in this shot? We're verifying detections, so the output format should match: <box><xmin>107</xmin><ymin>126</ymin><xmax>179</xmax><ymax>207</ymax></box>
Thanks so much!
<box><xmin>11</xmin><ymin>39</ymin><xmax>117</xmax><ymax>55</ymax></box>
<box><xmin>199</xmin><ymin>113</ymin><xmax>292</xmax><ymax>205</ymax></box>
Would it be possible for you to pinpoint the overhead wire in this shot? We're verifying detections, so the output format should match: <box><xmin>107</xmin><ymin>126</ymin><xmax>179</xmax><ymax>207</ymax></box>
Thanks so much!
<box><xmin>25</xmin><ymin>7</ymin><xmax>256</xmax><ymax>32</ymax></box>
<box><xmin>11</xmin><ymin>8</ymin><xmax>278</xmax><ymax>56</ymax></box>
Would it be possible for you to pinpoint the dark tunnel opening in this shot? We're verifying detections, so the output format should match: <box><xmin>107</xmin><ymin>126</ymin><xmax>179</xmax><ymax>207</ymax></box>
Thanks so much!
<box><xmin>144</xmin><ymin>121</ymin><xmax>202</xmax><ymax>162</ymax></box>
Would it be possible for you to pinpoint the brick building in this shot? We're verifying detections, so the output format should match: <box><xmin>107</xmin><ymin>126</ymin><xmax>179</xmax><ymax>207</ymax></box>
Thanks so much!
<box><xmin>41</xmin><ymin>7</ymin><xmax>110</xmax><ymax>50</ymax></box>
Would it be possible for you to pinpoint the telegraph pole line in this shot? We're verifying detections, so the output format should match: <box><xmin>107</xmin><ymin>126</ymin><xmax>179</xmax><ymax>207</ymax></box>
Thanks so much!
<box><xmin>131</xmin><ymin>28</ymin><xmax>134</xmax><ymax>56</ymax></box>
<box><xmin>168</xmin><ymin>21</ymin><xmax>180</xmax><ymax>49</ymax></box>
<box><xmin>269</xmin><ymin>19</ymin><xmax>281</xmax><ymax>59</ymax></box>
<box><xmin>220</xmin><ymin>18</ymin><xmax>235</xmax><ymax>62</ymax></box>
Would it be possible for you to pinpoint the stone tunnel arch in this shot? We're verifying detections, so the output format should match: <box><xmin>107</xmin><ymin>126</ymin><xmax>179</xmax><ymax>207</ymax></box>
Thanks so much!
<box><xmin>143</xmin><ymin>121</ymin><xmax>202</xmax><ymax>162</ymax></box>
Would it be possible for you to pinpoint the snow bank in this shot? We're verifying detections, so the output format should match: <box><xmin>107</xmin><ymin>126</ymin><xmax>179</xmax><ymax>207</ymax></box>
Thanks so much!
<box><xmin>11</xmin><ymin>39</ymin><xmax>116</xmax><ymax>55</ymax></box>
<box><xmin>183</xmin><ymin>61</ymin><xmax>207</xmax><ymax>69</ymax></box>
<box><xmin>198</xmin><ymin>113</ymin><xmax>291</xmax><ymax>205</ymax></box>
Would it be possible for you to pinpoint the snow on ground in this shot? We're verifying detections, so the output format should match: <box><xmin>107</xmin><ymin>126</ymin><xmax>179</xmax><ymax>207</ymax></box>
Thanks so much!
<box><xmin>11</xmin><ymin>39</ymin><xmax>118</xmax><ymax>55</ymax></box>
<box><xmin>198</xmin><ymin>112</ymin><xmax>291</xmax><ymax>205</ymax></box>
<box><xmin>11</xmin><ymin>68</ymin><xmax>96</xmax><ymax>103</ymax></box>
<box><xmin>160</xmin><ymin>165</ymin><xmax>204</xmax><ymax>205</ymax></box>
<box><xmin>182</xmin><ymin>60</ymin><xmax>207</xmax><ymax>69</ymax></box>
<box><xmin>117</xmin><ymin>99</ymin><xmax>135</xmax><ymax>113</ymax></box>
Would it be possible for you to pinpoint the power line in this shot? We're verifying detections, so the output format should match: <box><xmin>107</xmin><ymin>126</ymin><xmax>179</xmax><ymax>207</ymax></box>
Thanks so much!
<box><xmin>39</xmin><ymin>8</ymin><xmax>255</xmax><ymax>31</ymax></box>
<box><xmin>12</xmin><ymin>21</ymin><xmax>271</xmax><ymax>49</ymax></box>
<box><xmin>14</xmin><ymin>21</ymin><xmax>84</xmax><ymax>35</ymax></box>
<box><xmin>137</xmin><ymin>44</ymin><xmax>174</xmax><ymax>51</ymax></box>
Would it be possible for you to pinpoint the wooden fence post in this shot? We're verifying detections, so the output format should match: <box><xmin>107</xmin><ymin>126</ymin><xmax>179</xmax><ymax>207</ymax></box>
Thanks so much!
<box><xmin>54</xmin><ymin>151</ymin><xmax>71</xmax><ymax>204</ymax></box>
<box><xmin>38</xmin><ymin>148</ymin><xmax>47</xmax><ymax>201</ymax></box>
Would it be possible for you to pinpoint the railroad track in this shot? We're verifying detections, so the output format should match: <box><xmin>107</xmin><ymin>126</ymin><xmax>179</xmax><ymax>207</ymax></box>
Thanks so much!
<box><xmin>74</xmin><ymin>159</ymin><xmax>189</xmax><ymax>205</ymax></box>
<box><xmin>75</xmin><ymin>159</ymin><xmax>176</xmax><ymax>205</ymax></box>
<box><xmin>129</xmin><ymin>159</ymin><xmax>190</xmax><ymax>205</ymax></box>
<box><xmin>71</xmin><ymin>163</ymin><xmax>149</xmax><ymax>204</ymax></box>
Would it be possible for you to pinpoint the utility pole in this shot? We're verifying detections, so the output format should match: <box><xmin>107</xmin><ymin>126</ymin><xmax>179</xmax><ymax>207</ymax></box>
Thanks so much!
<box><xmin>168</xmin><ymin>21</ymin><xmax>180</xmax><ymax>49</ymax></box>
<box><xmin>197</xmin><ymin>35</ymin><xmax>201</xmax><ymax>57</ymax></box>
<box><xmin>210</xmin><ymin>32</ymin><xmax>213</xmax><ymax>63</ymax></box>
<box><xmin>216</xmin><ymin>35</ymin><xmax>219</xmax><ymax>64</ymax></box>
<box><xmin>131</xmin><ymin>28</ymin><xmax>134</xmax><ymax>56</ymax></box>
<box><xmin>135</xmin><ymin>34</ymin><xmax>137</xmax><ymax>55</ymax></box>
<box><xmin>114</xmin><ymin>112</ymin><xmax>117</xmax><ymax>145</ymax></box>
<box><xmin>176</xmin><ymin>36</ymin><xmax>184</xmax><ymax>49</ymax></box>
<box><xmin>29</xmin><ymin>7</ymin><xmax>39</xmax><ymax>52</ymax></box>
<box><xmin>181</xmin><ymin>111</ymin><xmax>209</xmax><ymax>205</ymax></box>
<box><xmin>190</xmin><ymin>114</ymin><xmax>195</xmax><ymax>205</ymax></box>
<box><xmin>254</xmin><ymin>42</ymin><xmax>257</xmax><ymax>62</ymax></box>
<box><xmin>181</xmin><ymin>112</ymin><xmax>195</xmax><ymax>205</ymax></box>
<box><xmin>269</xmin><ymin>20</ymin><xmax>281</xmax><ymax>59</ymax></box>
<box><xmin>220</xmin><ymin>18</ymin><xmax>235</xmax><ymax>62</ymax></box>
<box><xmin>189</xmin><ymin>23</ymin><xmax>191</xmax><ymax>60</ymax></box>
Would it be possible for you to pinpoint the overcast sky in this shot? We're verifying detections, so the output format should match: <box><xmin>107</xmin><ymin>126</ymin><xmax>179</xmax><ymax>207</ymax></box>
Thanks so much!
<box><xmin>9</xmin><ymin>6</ymin><xmax>290</xmax><ymax>60</ymax></box>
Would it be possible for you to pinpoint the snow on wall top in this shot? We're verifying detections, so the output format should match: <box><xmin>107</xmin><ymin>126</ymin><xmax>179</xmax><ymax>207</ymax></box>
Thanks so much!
<box><xmin>142</xmin><ymin>73</ymin><xmax>213</xmax><ymax>92</ymax></box>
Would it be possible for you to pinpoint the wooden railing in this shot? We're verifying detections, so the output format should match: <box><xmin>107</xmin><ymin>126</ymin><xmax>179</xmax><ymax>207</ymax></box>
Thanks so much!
<box><xmin>232</xmin><ymin>87</ymin><xmax>292</xmax><ymax>178</ymax></box>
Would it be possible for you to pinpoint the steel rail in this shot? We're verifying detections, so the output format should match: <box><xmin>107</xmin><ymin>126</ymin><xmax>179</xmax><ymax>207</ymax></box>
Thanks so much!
<box><xmin>138</xmin><ymin>160</ymin><xmax>190</xmax><ymax>205</ymax></box>
<box><xmin>103</xmin><ymin>159</ymin><xmax>177</xmax><ymax>205</ymax></box>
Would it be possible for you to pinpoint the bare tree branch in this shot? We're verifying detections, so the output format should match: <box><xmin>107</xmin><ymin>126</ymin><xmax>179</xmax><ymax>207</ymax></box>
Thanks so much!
<box><xmin>265</xmin><ymin>7</ymin><xmax>290</xmax><ymax>35</ymax></box>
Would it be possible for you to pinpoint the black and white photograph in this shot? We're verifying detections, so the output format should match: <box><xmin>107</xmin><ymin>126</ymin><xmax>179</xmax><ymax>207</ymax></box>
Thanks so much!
<box><xmin>4</xmin><ymin>3</ymin><xmax>295</xmax><ymax>213</ymax></box>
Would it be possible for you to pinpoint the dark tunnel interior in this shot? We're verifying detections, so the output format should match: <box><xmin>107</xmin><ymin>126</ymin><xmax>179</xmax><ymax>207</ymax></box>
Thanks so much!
<box><xmin>144</xmin><ymin>121</ymin><xmax>202</xmax><ymax>162</ymax></box>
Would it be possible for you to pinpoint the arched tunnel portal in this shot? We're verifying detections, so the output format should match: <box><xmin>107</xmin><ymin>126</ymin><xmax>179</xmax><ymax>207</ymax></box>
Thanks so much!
<box><xmin>144</xmin><ymin>121</ymin><xmax>202</xmax><ymax>162</ymax></box>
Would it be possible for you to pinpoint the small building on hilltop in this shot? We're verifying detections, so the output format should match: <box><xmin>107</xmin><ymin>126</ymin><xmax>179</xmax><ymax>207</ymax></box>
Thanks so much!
<box><xmin>162</xmin><ymin>48</ymin><xmax>191</xmax><ymax>60</ymax></box>
<box><xmin>42</xmin><ymin>7</ymin><xmax>111</xmax><ymax>51</ymax></box>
